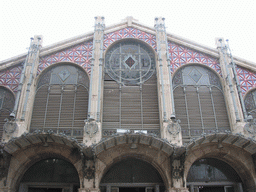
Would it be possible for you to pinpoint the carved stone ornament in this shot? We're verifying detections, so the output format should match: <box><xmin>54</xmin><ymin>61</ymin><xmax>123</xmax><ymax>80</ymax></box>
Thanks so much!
<box><xmin>84</xmin><ymin>119</ymin><xmax>98</xmax><ymax>138</ymax></box>
<box><xmin>245</xmin><ymin>119</ymin><xmax>256</xmax><ymax>135</ymax></box>
<box><xmin>81</xmin><ymin>151</ymin><xmax>95</xmax><ymax>183</ymax></box>
<box><xmin>172</xmin><ymin>166</ymin><xmax>183</xmax><ymax>180</ymax></box>
<box><xmin>3</xmin><ymin>119</ymin><xmax>17</xmax><ymax>135</ymax></box>
<box><xmin>167</xmin><ymin>119</ymin><xmax>181</xmax><ymax>136</ymax></box>
<box><xmin>170</xmin><ymin>153</ymin><xmax>186</xmax><ymax>187</ymax></box>
<box><xmin>84</xmin><ymin>160</ymin><xmax>95</xmax><ymax>181</ymax></box>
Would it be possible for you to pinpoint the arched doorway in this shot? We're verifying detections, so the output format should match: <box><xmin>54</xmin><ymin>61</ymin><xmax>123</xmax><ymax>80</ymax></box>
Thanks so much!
<box><xmin>18</xmin><ymin>158</ymin><xmax>80</xmax><ymax>192</ymax></box>
<box><xmin>100</xmin><ymin>158</ymin><xmax>165</xmax><ymax>192</ymax></box>
<box><xmin>187</xmin><ymin>158</ymin><xmax>243</xmax><ymax>192</ymax></box>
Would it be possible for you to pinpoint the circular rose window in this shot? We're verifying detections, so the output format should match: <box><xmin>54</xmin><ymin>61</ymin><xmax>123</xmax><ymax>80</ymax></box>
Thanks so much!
<box><xmin>105</xmin><ymin>41</ymin><xmax>155</xmax><ymax>85</ymax></box>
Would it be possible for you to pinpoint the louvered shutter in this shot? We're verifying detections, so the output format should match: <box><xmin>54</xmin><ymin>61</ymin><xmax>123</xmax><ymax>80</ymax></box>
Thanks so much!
<box><xmin>211</xmin><ymin>87</ymin><xmax>230</xmax><ymax>131</ymax></box>
<box><xmin>199</xmin><ymin>86</ymin><xmax>216</xmax><ymax>133</ymax></box>
<box><xmin>44</xmin><ymin>85</ymin><xmax>62</xmax><ymax>129</ymax></box>
<box><xmin>30</xmin><ymin>85</ymin><xmax>48</xmax><ymax>129</ymax></box>
<box><xmin>173</xmin><ymin>65</ymin><xmax>230</xmax><ymax>143</ymax></box>
<box><xmin>102</xmin><ymin>81</ymin><xmax>120</xmax><ymax>130</ymax></box>
<box><xmin>103</xmin><ymin>41</ymin><xmax>159</xmax><ymax>136</ymax></box>
<box><xmin>186</xmin><ymin>86</ymin><xmax>202</xmax><ymax>136</ymax></box>
<box><xmin>102</xmin><ymin>74</ymin><xmax>160</xmax><ymax>136</ymax></box>
<box><xmin>73</xmin><ymin>85</ymin><xmax>88</xmax><ymax>142</ymax></box>
<box><xmin>142</xmin><ymin>74</ymin><xmax>160</xmax><ymax>129</ymax></box>
<box><xmin>30</xmin><ymin>65</ymin><xmax>89</xmax><ymax>142</ymax></box>
<box><xmin>121</xmin><ymin>85</ymin><xmax>141</xmax><ymax>129</ymax></box>
<box><xmin>174</xmin><ymin>86</ymin><xmax>188</xmax><ymax>137</ymax></box>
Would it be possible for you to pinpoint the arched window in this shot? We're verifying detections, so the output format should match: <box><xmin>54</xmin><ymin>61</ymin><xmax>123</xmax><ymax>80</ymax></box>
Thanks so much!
<box><xmin>244</xmin><ymin>89</ymin><xmax>256</xmax><ymax>119</ymax></box>
<box><xmin>30</xmin><ymin>64</ymin><xmax>89</xmax><ymax>142</ymax></box>
<box><xmin>173</xmin><ymin>65</ymin><xmax>230</xmax><ymax>143</ymax></box>
<box><xmin>0</xmin><ymin>87</ymin><xmax>15</xmax><ymax>140</ymax></box>
<box><xmin>102</xmin><ymin>40</ymin><xmax>160</xmax><ymax>136</ymax></box>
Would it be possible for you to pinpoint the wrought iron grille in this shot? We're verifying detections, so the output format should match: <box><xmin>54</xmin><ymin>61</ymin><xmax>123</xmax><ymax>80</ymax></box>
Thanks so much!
<box><xmin>173</xmin><ymin>65</ymin><xmax>230</xmax><ymax>143</ymax></box>
<box><xmin>30</xmin><ymin>65</ymin><xmax>89</xmax><ymax>142</ymax></box>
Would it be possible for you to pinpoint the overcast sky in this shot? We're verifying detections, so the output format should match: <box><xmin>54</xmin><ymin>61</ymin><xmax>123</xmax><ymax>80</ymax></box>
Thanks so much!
<box><xmin>1</xmin><ymin>0</ymin><xmax>256</xmax><ymax>63</ymax></box>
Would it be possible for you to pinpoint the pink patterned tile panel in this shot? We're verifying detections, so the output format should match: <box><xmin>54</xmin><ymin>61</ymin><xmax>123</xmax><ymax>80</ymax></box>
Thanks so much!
<box><xmin>168</xmin><ymin>41</ymin><xmax>221</xmax><ymax>75</ymax></box>
<box><xmin>38</xmin><ymin>41</ymin><xmax>93</xmax><ymax>75</ymax></box>
<box><xmin>236</xmin><ymin>66</ymin><xmax>256</xmax><ymax>95</ymax></box>
<box><xmin>0</xmin><ymin>64</ymin><xmax>22</xmax><ymax>93</ymax></box>
<box><xmin>104</xmin><ymin>27</ymin><xmax>156</xmax><ymax>50</ymax></box>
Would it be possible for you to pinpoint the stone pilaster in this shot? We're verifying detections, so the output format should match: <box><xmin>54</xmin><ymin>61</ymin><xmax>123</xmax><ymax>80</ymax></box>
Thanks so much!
<box><xmin>84</xmin><ymin>16</ymin><xmax>105</xmax><ymax>146</ymax></box>
<box><xmin>215</xmin><ymin>38</ymin><xmax>245</xmax><ymax>133</ymax></box>
<box><xmin>154</xmin><ymin>17</ymin><xmax>182</xmax><ymax>146</ymax></box>
<box><xmin>2</xmin><ymin>36</ymin><xmax>42</xmax><ymax>142</ymax></box>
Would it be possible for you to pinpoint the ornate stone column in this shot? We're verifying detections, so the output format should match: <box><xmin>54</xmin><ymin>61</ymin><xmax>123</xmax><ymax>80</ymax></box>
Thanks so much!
<box><xmin>154</xmin><ymin>17</ymin><xmax>182</xmax><ymax>146</ymax></box>
<box><xmin>84</xmin><ymin>16</ymin><xmax>105</xmax><ymax>146</ymax></box>
<box><xmin>215</xmin><ymin>38</ymin><xmax>245</xmax><ymax>133</ymax></box>
<box><xmin>2</xmin><ymin>36</ymin><xmax>42</xmax><ymax>142</ymax></box>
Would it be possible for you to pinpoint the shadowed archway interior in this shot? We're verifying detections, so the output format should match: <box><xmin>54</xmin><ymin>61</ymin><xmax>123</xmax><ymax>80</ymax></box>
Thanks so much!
<box><xmin>100</xmin><ymin>158</ymin><xmax>165</xmax><ymax>192</ymax></box>
<box><xmin>187</xmin><ymin>158</ymin><xmax>242</xmax><ymax>192</ymax></box>
<box><xmin>20</xmin><ymin>158</ymin><xmax>80</xmax><ymax>192</ymax></box>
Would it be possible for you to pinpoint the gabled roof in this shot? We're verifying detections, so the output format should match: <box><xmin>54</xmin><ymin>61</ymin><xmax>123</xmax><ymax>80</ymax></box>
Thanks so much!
<box><xmin>0</xmin><ymin>17</ymin><xmax>255</xmax><ymax>72</ymax></box>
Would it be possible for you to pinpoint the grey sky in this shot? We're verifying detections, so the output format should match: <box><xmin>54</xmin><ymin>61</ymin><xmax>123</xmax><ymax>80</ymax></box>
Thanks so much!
<box><xmin>1</xmin><ymin>0</ymin><xmax>255</xmax><ymax>63</ymax></box>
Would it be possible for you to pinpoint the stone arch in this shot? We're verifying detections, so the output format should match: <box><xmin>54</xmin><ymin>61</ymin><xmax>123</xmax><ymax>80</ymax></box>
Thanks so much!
<box><xmin>94</xmin><ymin>135</ymin><xmax>175</xmax><ymax>189</ymax></box>
<box><xmin>4</xmin><ymin>134</ymin><xmax>85</xmax><ymax>191</ymax></box>
<box><xmin>98</xmin><ymin>153</ymin><xmax>168</xmax><ymax>187</ymax></box>
<box><xmin>184</xmin><ymin>142</ymin><xmax>256</xmax><ymax>190</ymax></box>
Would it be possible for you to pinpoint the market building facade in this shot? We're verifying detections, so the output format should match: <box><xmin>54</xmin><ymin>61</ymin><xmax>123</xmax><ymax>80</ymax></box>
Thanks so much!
<box><xmin>0</xmin><ymin>17</ymin><xmax>256</xmax><ymax>192</ymax></box>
